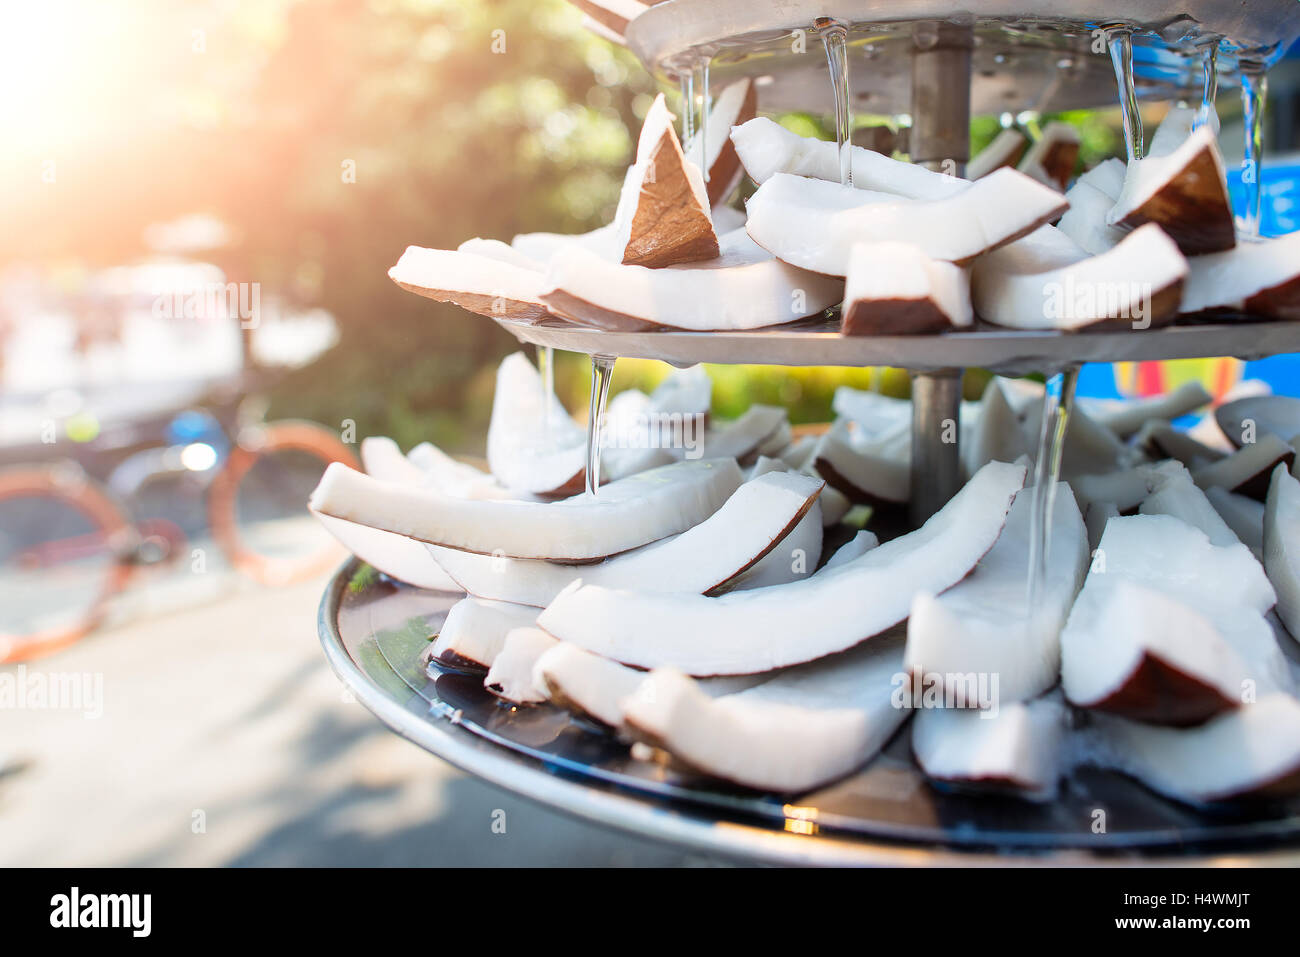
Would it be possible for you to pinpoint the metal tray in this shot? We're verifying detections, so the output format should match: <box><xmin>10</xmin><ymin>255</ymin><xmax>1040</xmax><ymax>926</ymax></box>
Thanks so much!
<box><xmin>319</xmin><ymin>560</ymin><xmax>1300</xmax><ymax>865</ymax></box>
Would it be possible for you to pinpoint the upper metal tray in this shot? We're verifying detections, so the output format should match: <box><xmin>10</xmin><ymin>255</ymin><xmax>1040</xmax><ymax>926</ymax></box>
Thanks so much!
<box><xmin>496</xmin><ymin>316</ymin><xmax>1300</xmax><ymax>376</ymax></box>
<box><xmin>319</xmin><ymin>560</ymin><xmax>1300</xmax><ymax>866</ymax></box>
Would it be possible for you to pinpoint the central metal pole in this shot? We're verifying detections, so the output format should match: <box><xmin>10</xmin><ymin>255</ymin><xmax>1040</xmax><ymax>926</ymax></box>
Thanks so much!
<box><xmin>908</xmin><ymin>20</ymin><xmax>972</xmax><ymax>526</ymax></box>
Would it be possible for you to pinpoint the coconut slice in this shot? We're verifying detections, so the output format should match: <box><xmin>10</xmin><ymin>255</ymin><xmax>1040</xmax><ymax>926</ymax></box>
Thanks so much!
<box><xmin>1191</xmin><ymin>433</ymin><xmax>1296</xmax><ymax>501</ymax></box>
<box><xmin>486</xmin><ymin>352</ymin><xmax>588</xmax><ymax>496</ymax></box>
<box><xmin>1082</xmin><ymin>694</ymin><xmax>1300</xmax><ymax>803</ymax></box>
<box><xmin>484</xmin><ymin>627</ymin><xmax>558</xmax><ymax>704</ymax></box>
<box><xmin>692</xmin><ymin>404</ymin><xmax>787</xmax><ymax>461</ymax></box>
<box><xmin>913</xmin><ymin>695</ymin><xmax>1066</xmax><ymax>799</ymax></box>
<box><xmin>1139</xmin><ymin>462</ymin><xmax>1241</xmax><ymax>546</ymax></box>
<box><xmin>1216</xmin><ymin>395</ymin><xmax>1300</xmax><ymax>449</ymax></box>
<box><xmin>841</xmin><ymin>242</ymin><xmax>973</xmax><ymax>335</ymax></box>
<box><xmin>824</xmin><ymin>529</ymin><xmax>879</xmax><ymax>567</ymax></box>
<box><xmin>619</xmin><ymin>638</ymin><xmax>909</xmax><ymax>793</ymax></box>
<box><xmin>814</xmin><ymin>421</ymin><xmax>909</xmax><ymax>507</ymax></box>
<box><xmin>406</xmin><ymin>441</ymin><xmax>516</xmax><ymax>500</ymax></box>
<box><xmin>1083</xmin><ymin>381</ymin><xmax>1211</xmax><ymax>438</ymax></box>
<box><xmin>812</xmin><ymin>473</ymin><xmax>852</xmax><ymax>527</ymax></box>
<box><xmin>456</xmin><ymin>237</ymin><xmax>547</xmax><ymax>270</ymax></box>
<box><xmin>1180</xmin><ymin>231</ymin><xmax>1300</xmax><ymax>318</ymax></box>
<box><xmin>537</xmin><ymin>460</ymin><xmax>1025</xmax><ymax>675</ymax></box>
<box><xmin>1069</xmin><ymin>467</ymin><xmax>1156</xmax><ymax>514</ymax></box>
<box><xmin>1084</xmin><ymin>501</ymin><xmax>1119</xmax><ymax>552</ymax></box>
<box><xmin>1133</xmin><ymin>420</ymin><xmax>1226</xmax><ymax>468</ymax></box>
<box><xmin>388</xmin><ymin>245</ymin><xmax>547</xmax><ymax>321</ymax></box>
<box><xmin>511</xmin><ymin>224</ymin><xmax>619</xmax><ymax>263</ymax></box>
<box><xmin>1106</xmin><ymin>111</ymin><xmax>1235</xmax><ymax>255</ymax></box>
<box><xmin>730</xmin><ymin>116</ymin><xmax>968</xmax><ymax>200</ymax></box>
<box><xmin>426</xmin><ymin>470</ymin><xmax>823</xmax><ymax>607</ymax></box>
<box><xmin>967</xmin><ymin>128</ymin><xmax>1030</xmax><ymax>180</ymax></box>
<box><xmin>1016</xmin><ymin>121</ymin><xmax>1081</xmax><ymax>191</ymax></box>
<box><xmin>540</xmin><ymin>227</ymin><xmax>843</xmax><ymax>331</ymax></box>
<box><xmin>610</xmin><ymin>93</ymin><xmax>718</xmax><ymax>268</ymax></box>
<box><xmin>1206</xmin><ymin>486</ymin><xmax>1265</xmax><ymax>557</ymax></box>
<box><xmin>1264</xmin><ymin>463</ymin><xmax>1300</xmax><ymax>642</ymax></box>
<box><xmin>964</xmin><ymin>377</ymin><xmax>1032</xmax><ymax>477</ymax></box>
<box><xmin>905</xmin><ymin>483</ymin><xmax>1088</xmax><ymax>705</ymax></box>
<box><xmin>746</xmin><ymin>168</ymin><xmax>1067</xmax><ymax>276</ymax></box>
<box><xmin>311</xmin><ymin>456</ymin><xmax>742</xmax><ymax>562</ymax></box>
<box><xmin>428</xmin><ymin>597</ymin><xmax>538</xmax><ymax>669</ymax></box>
<box><xmin>779</xmin><ymin>436</ymin><xmax>818</xmax><ymax>472</ymax></box>
<box><xmin>648</xmin><ymin>365</ymin><xmax>711</xmax><ymax>420</ymax></box>
<box><xmin>831</xmin><ymin>388</ymin><xmax>913</xmax><ymax>442</ymax></box>
<box><xmin>359</xmin><ymin>436</ymin><xmax>425</xmax><ymax>486</ymax></box>
<box><xmin>1022</xmin><ymin>397</ymin><xmax>1131</xmax><ymax>478</ymax></box>
<box><xmin>971</xmin><ymin>222</ymin><xmax>1187</xmax><ymax>331</ymax></box>
<box><xmin>683</xmin><ymin>78</ymin><xmax>757</xmax><ymax>207</ymax></box>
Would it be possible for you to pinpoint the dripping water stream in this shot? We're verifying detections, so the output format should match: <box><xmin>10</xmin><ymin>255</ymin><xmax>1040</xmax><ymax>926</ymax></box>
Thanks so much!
<box><xmin>698</xmin><ymin>58</ymin><xmax>711</xmax><ymax>181</ymax></box>
<box><xmin>1196</xmin><ymin>41</ymin><xmax>1219</xmax><ymax>130</ymax></box>
<box><xmin>538</xmin><ymin>344</ymin><xmax>555</xmax><ymax>440</ymax></box>
<box><xmin>1240</xmin><ymin>62</ymin><xmax>1268</xmax><ymax>239</ymax></box>
<box><xmin>1105</xmin><ymin>27</ymin><xmax>1144</xmax><ymax>162</ymax></box>
<box><xmin>585</xmin><ymin>355</ymin><xmax>616</xmax><ymax>497</ymax></box>
<box><xmin>816</xmin><ymin>18</ymin><xmax>853</xmax><ymax>187</ymax></box>
<box><xmin>1025</xmin><ymin>367</ymin><xmax>1080</xmax><ymax>614</ymax></box>
<box><xmin>679</xmin><ymin>71</ymin><xmax>695</xmax><ymax>147</ymax></box>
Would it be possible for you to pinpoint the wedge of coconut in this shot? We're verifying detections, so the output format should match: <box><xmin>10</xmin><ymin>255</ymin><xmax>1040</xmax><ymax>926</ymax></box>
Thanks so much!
<box><xmin>426</xmin><ymin>470</ymin><xmax>823</xmax><ymax>607</ymax></box>
<box><xmin>1023</xmin><ymin>398</ymin><xmax>1131</xmax><ymax>478</ymax></box>
<box><xmin>831</xmin><ymin>388</ymin><xmax>913</xmax><ymax>442</ymax></box>
<box><xmin>1216</xmin><ymin>394</ymin><xmax>1300</xmax><ymax>449</ymax></box>
<box><xmin>456</xmin><ymin>237</ymin><xmax>546</xmax><ymax>270</ymax></box>
<box><xmin>1139</xmin><ymin>462</ymin><xmax>1242</xmax><ymax>547</ymax></box>
<box><xmin>1056</xmin><ymin>158</ymin><xmax>1129</xmax><ymax>254</ymax></box>
<box><xmin>726</xmin><ymin>463</ymin><xmax>823</xmax><ymax>590</ymax></box>
<box><xmin>730</xmin><ymin>116</ymin><xmax>968</xmax><ymax>200</ymax></box>
<box><xmin>540</xmin><ymin>227</ymin><xmax>843</xmax><ymax>331</ymax></box>
<box><xmin>1084</xmin><ymin>501</ymin><xmax>1119</xmax><ymax>552</ymax></box>
<box><xmin>1191</xmin><ymin>433</ymin><xmax>1296</xmax><ymax>501</ymax></box>
<box><xmin>912</xmin><ymin>695</ymin><xmax>1066</xmax><ymax>800</ymax></box>
<box><xmin>824</xmin><ymin>529</ymin><xmax>880</xmax><ymax>567</ymax></box>
<box><xmin>905</xmin><ymin>483</ymin><xmax>1088</xmax><ymax>706</ymax></box>
<box><xmin>311</xmin><ymin>457</ymin><xmax>743</xmax><ymax>562</ymax></box>
<box><xmin>1180</xmin><ymin>231</ymin><xmax>1300</xmax><ymax>318</ymax></box>
<box><xmin>683</xmin><ymin>78</ymin><xmax>757</xmax><ymax>207</ymax></box>
<box><xmin>967</xmin><ymin>127</ymin><xmax>1030</xmax><ymax>180</ymax></box>
<box><xmin>971</xmin><ymin>223</ymin><xmax>1187</xmax><ymax>331</ymax></box>
<box><xmin>964</xmin><ymin>377</ymin><xmax>1033</xmax><ymax>477</ymax></box>
<box><xmin>1082</xmin><ymin>694</ymin><xmax>1300</xmax><ymax>803</ymax></box>
<box><xmin>406</xmin><ymin>441</ymin><xmax>516</xmax><ymax>500</ymax></box>
<box><xmin>841</xmin><ymin>241</ymin><xmax>973</xmax><ymax>335</ymax></box>
<box><xmin>1206</xmin><ymin>486</ymin><xmax>1265</xmax><ymax>557</ymax></box>
<box><xmin>1133</xmin><ymin>420</ymin><xmax>1225</xmax><ymax>469</ymax></box>
<box><xmin>746</xmin><ymin>168</ymin><xmax>1068</xmax><ymax>276</ymax></box>
<box><xmin>511</xmin><ymin>223</ymin><xmax>619</xmax><ymax>263</ymax></box>
<box><xmin>1083</xmin><ymin>380</ymin><xmax>1211</xmax><ymax>438</ymax></box>
<box><xmin>1264</xmin><ymin>462</ymin><xmax>1300</xmax><ymax>642</ymax></box>
<box><xmin>388</xmin><ymin>245</ymin><xmax>548</xmax><ymax>321</ymax></box>
<box><xmin>1016</xmin><ymin>121</ymin><xmax>1081</xmax><ymax>191</ymax></box>
<box><xmin>428</xmin><ymin>597</ymin><xmax>538</xmax><ymax>670</ymax></box>
<box><xmin>1069</xmin><ymin>466</ymin><xmax>1156</xmax><ymax>514</ymax></box>
<box><xmin>1106</xmin><ymin>108</ymin><xmax>1235</xmax><ymax>255</ymax></box>
<box><xmin>484</xmin><ymin>627</ymin><xmax>558</xmax><ymax>704</ymax></box>
<box><xmin>610</xmin><ymin>93</ymin><xmax>718</xmax><ymax>268</ymax></box>
<box><xmin>536</xmin><ymin>460</ymin><xmax>1025</xmax><ymax>675</ymax></box>
<box><xmin>619</xmin><ymin>638</ymin><xmax>908</xmax><ymax>793</ymax></box>
<box><xmin>486</xmin><ymin>352</ymin><xmax>588</xmax><ymax>496</ymax></box>
<box><xmin>814</xmin><ymin>420</ymin><xmax>909</xmax><ymax>507</ymax></box>
<box><xmin>692</xmin><ymin>404</ymin><xmax>787</xmax><ymax>462</ymax></box>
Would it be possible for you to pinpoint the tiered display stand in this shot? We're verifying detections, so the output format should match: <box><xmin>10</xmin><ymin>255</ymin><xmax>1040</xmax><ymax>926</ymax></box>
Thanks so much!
<box><xmin>321</xmin><ymin>2</ymin><xmax>1300</xmax><ymax>863</ymax></box>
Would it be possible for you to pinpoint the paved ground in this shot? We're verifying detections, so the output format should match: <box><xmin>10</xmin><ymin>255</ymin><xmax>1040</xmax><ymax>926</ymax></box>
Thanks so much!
<box><xmin>0</xmin><ymin>570</ymin><xmax>715</xmax><ymax>866</ymax></box>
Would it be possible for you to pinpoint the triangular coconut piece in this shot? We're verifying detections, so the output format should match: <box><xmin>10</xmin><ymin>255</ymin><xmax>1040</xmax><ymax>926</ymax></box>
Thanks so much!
<box><xmin>426</xmin><ymin>470</ymin><xmax>823</xmax><ymax>607</ymax></box>
<box><xmin>831</xmin><ymin>387</ymin><xmax>913</xmax><ymax>440</ymax></box>
<box><xmin>311</xmin><ymin>456</ymin><xmax>743</xmax><ymax>562</ymax></box>
<box><xmin>691</xmin><ymin>404</ymin><xmax>787</xmax><ymax>462</ymax></box>
<box><xmin>1139</xmin><ymin>461</ymin><xmax>1242</xmax><ymax>546</ymax></box>
<box><xmin>484</xmin><ymin>627</ymin><xmax>558</xmax><ymax>704</ymax></box>
<box><xmin>428</xmin><ymin>596</ymin><xmax>538</xmax><ymax>670</ymax></box>
<box><xmin>536</xmin><ymin>460</ymin><xmax>1025</xmax><ymax>675</ymax></box>
<box><xmin>966</xmin><ymin>127</ymin><xmax>1030</xmax><ymax>180</ymax></box>
<box><xmin>1016</xmin><ymin>121</ymin><xmax>1081</xmax><ymax>191</ymax></box>
<box><xmin>406</xmin><ymin>441</ymin><xmax>515</xmax><ymax>500</ymax></box>
<box><xmin>725</xmin><ymin>457</ymin><xmax>823</xmax><ymax>590</ymax></box>
<box><xmin>1181</xmin><ymin>231</ymin><xmax>1300</xmax><ymax>319</ymax></box>
<box><xmin>1191</xmin><ymin>433</ymin><xmax>1295</xmax><ymax>501</ymax></box>
<box><xmin>511</xmin><ymin>223</ymin><xmax>620</xmax><ymax>263</ymax></box>
<box><xmin>841</xmin><ymin>241</ymin><xmax>973</xmax><ymax>335</ymax></box>
<box><xmin>971</xmin><ymin>222</ymin><xmax>1187</xmax><ymax>331</ymax></box>
<box><xmin>745</xmin><ymin>168</ymin><xmax>1067</xmax><ymax>276</ymax></box>
<box><xmin>1206</xmin><ymin>485</ymin><xmax>1265</xmax><ymax>557</ymax></box>
<box><xmin>1056</xmin><ymin>177</ymin><xmax>1130</xmax><ymax>255</ymax></box>
<box><xmin>540</xmin><ymin>227</ymin><xmax>843</xmax><ymax>331</ymax></box>
<box><xmin>964</xmin><ymin>378</ymin><xmax>1033</xmax><ymax>478</ymax></box>
<box><xmin>813</xmin><ymin>420</ymin><xmax>909</xmax><ymax>507</ymax></box>
<box><xmin>487</xmin><ymin>353</ymin><xmax>588</xmax><ymax>496</ymax></box>
<box><xmin>912</xmin><ymin>694</ymin><xmax>1066</xmax><ymax>800</ymax></box>
<box><xmin>611</xmin><ymin>93</ymin><xmax>718</xmax><ymax>268</ymax></box>
<box><xmin>1216</xmin><ymin>394</ymin><xmax>1300</xmax><ymax>449</ymax></box>
<box><xmin>388</xmin><ymin>245</ymin><xmax>548</xmax><ymax>321</ymax></box>
<box><xmin>1134</xmin><ymin>420</ymin><xmax>1226</xmax><ymax>469</ymax></box>
<box><xmin>619</xmin><ymin>638</ymin><xmax>909</xmax><ymax>793</ymax></box>
<box><xmin>683</xmin><ymin>78</ymin><xmax>758</xmax><ymax>207</ymax></box>
<box><xmin>1264</xmin><ymin>463</ymin><xmax>1300</xmax><ymax>642</ymax></box>
<box><xmin>1081</xmin><ymin>694</ymin><xmax>1300</xmax><ymax>803</ymax></box>
<box><xmin>730</xmin><ymin>116</ymin><xmax>968</xmax><ymax>200</ymax></box>
<box><xmin>1082</xmin><ymin>380</ymin><xmax>1211</xmax><ymax>438</ymax></box>
<box><xmin>1106</xmin><ymin>108</ymin><xmax>1235</xmax><ymax>255</ymax></box>
<box><xmin>905</xmin><ymin>483</ymin><xmax>1088</xmax><ymax>706</ymax></box>
<box><xmin>456</xmin><ymin>237</ymin><xmax>546</xmax><ymax>270</ymax></box>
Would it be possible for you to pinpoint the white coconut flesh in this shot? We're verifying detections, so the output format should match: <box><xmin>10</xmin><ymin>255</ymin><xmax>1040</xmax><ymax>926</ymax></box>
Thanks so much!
<box><xmin>1083</xmin><ymin>380</ymin><xmax>1211</xmax><ymax>438</ymax></box>
<box><xmin>425</xmin><ymin>470</ymin><xmax>823</xmax><ymax>607</ymax></box>
<box><xmin>647</xmin><ymin>365</ymin><xmax>711</xmax><ymax>421</ymax></box>
<box><xmin>824</xmin><ymin>529</ymin><xmax>880</xmax><ymax>568</ymax></box>
<box><xmin>811</xmin><ymin>474</ymin><xmax>852</xmax><ymax>527</ymax></box>
<box><xmin>1069</xmin><ymin>466</ymin><xmax>1157</xmax><ymax>513</ymax></box>
<box><xmin>511</xmin><ymin>223</ymin><xmax>619</xmax><ymax>263</ymax></box>
<box><xmin>1084</xmin><ymin>501</ymin><xmax>1119</xmax><ymax>552</ymax></box>
<box><xmin>1081</xmin><ymin>694</ymin><xmax>1300</xmax><ymax>804</ymax></box>
<box><xmin>1022</xmin><ymin>398</ymin><xmax>1130</xmax><ymax>478</ymax></box>
<box><xmin>487</xmin><ymin>352</ymin><xmax>589</xmax><ymax>496</ymax></box>
<box><xmin>540</xmin><ymin>227</ymin><xmax>843</xmax><ymax>331</ymax></box>
<box><xmin>691</xmin><ymin>404</ymin><xmax>788</xmax><ymax>461</ymax></box>
<box><xmin>1264</xmin><ymin>463</ymin><xmax>1300</xmax><ymax>643</ymax></box>
<box><xmin>1056</xmin><ymin>178</ymin><xmax>1130</xmax><ymax>255</ymax></box>
<box><xmin>609</xmin><ymin>92</ymin><xmax>718</xmax><ymax>268</ymax></box>
<box><xmin>966</xmin><ymin>127</ymin><xmax>1030</xmax><ymax>180</ymax></box>
<box><xmin>779</xmin><ymin>435</ymin><xmax>818</xmax><ymax>472</ymax></box>
<box><xmin>841</xmin><ymin>241</ymin><xmax>973</xmax><ymax>335</ymax></box>
<box><xmin>745</xmin><ymin>168</ymin><xmax>1067</xmax><ymax>276</ymax></box>
<box><xmin>456</xmin><ymin>237</ymin><xmax>547</xmax><ymax>270</ymax></box>
<box><xmin>1016</xmin><ymin>121</ymin><xmax>1081</xmax><ymax>190</ymax></box>
<box><xmin>1180</xmin><ymin>232</ymin><xmax>1300</xmax><ymax>318</ymax></box>
<box><xmin>619</xmin><ymin>638</ymin><xmax>909</xmax><ymax>793</ymax></box>
<box><xmin>310</xmin><ymin>456</ymin><xmax>743</xmax><ymax>562</ymax></box>
<box><xmin>912</xmin><ymin>695</ymin><xmax>1067</xmax><ymax>800</ymax></box>
<box><xmin>388</xmin><ymin>245</ymin><xmax>548</xmax><ymax>321</ymax></box>
<box><xmin>757</xmin><ymin>420</ymin><xmax>793</xmax><ymax>458</ymax></box>
<box><xmin>970</xmin><ymin>222</ymin><xmax>1187</xmax><ymax>331</ymax></box>
<box><xmin>1191</xmin><ymin>433</ymin><xmax>1296</xmax><ymax>501</ymax></box>
<box><xmin>1216</xmin><ymin>395</ymin><xmax>1300</xmax><ymax>449</ymax></box>
<box><xmin>831</xmin><ymin>388</ymin><xmax>913</xmax><ymax>442</ymax></box>
<box><xmin>536</xmin><ymin>460</ymin><xmax>1025</xmax><ymax>676</ymax></box>
<box><xmin>1206</xmin><ymin>486</ymin><xmax>1265</xmax><ymax>558</ymax></box>
<box><xmin>904</xmin><ymin>483</ymin><xmax>1088</xmax><ymax>706</ymax></box>
<box><xmin>429</xmin><ymin>597</ymin><xmax>539</xmax><ymax>669</ymax></box>
<box><xmin>484</xmin><ymin>627</ymin><xmax>559</xmax><ymax>704</ymax></box>
<box><xmin>1106</xmin><ymin>111</ymin><xmax>1235</xmax><ymax>255</ymax></box>
<box><xmin>1138</xmin><ymin>464</ymin><xmax>1242</xmax><ymax>547</ymax></box>
<box><xmin>814</xmin><ymin>421</ymin><xmax>910</xmax><ymax>506</ymax></box>
<box><xmin>358</xmin><ymin>436</ymin><xmax>425</xmax><ymax>486</ymax></box>
<box><xmin>730</xmin><ymin>116</ymin><xmax>969</xmax><ymax>201</ymax></box>
<box><xmin>406</xmin><ymin>441</ymin><xmax>516</xmax><ymax>500</ymax></box>
<box><xmin>964</xmin><ymin>378</ymin><xmax>1032</xmax><ymax>478</ymax></box>
<box><xmin>1134</xmin><ymin>421</ymin><xmax>1226</xmax><ymax>469</ymax></box>
<box><xmin>682</xmin><ymin>78</ymin><xmax>756</xmax><ymax>206</ymax></box>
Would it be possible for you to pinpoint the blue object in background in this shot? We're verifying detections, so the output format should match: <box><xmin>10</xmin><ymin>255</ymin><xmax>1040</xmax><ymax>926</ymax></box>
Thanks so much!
<box><xmin>1226</xmin><ymin>161</ymin><xmax>1300</xmax><ymax>237</ymax></box>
